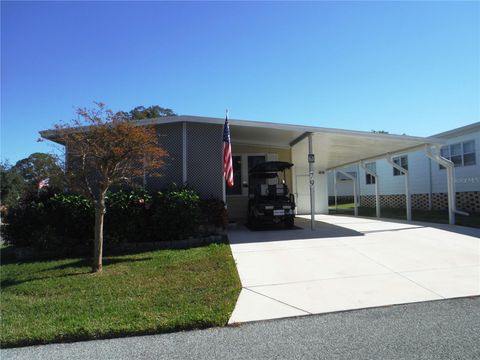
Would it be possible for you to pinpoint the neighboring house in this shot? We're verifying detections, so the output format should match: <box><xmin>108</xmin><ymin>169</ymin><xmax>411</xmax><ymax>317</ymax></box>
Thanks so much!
<box><xmin>328</xmin><ymin>122</ymin><xmax>480</xmax><ymax>213</ymax></box>
<box><xmin>42</xmin><ymin>115</ymin><xmax>454</xmax><ymax>220</ymax></box>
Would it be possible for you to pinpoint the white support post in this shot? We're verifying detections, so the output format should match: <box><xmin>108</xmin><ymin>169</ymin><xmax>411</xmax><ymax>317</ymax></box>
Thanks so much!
<box><xmin>308</xmin><ymin>134</ymin><xmax>315</xmax><ymax>230</ymax></box>
<box><xmin>386</xmin><ymin>155</ymin><xmax>411</xmax><ymax>221</ymax></box>
<box><xmin>337</xmin><ymin>169</ymin><xmax>358</xmax><ymax>216</ymax></box>
<box><xmin>333</xmin><ymin>169</ymin><xmax>338</xmax><ymax>212</ymax></box>
<box><xmin>360</xmin><ymin>162</ymin><xmax>380</xmax><ymax>218</ymax></box>
<box><xmin>182</xmin><ymin>122</ymin><xmax>187</xmax><ymax>185</ymax></box>
<box><xmin>424</xmin><ymin>145</ymin><xmax>467</xmax><ymax>225</ymax></box>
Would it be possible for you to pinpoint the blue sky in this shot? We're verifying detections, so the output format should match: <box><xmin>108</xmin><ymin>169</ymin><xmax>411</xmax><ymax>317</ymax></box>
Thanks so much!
<box><xmin>2</xmin><ymin>1</ymin><xmax>479</xmax><ymax>163</ymax></box>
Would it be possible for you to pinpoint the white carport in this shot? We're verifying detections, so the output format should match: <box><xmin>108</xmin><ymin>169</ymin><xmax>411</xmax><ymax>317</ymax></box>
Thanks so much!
<box><xmin>135</xmin><ymin>115</ymin><xmax>460</xmax><ymax>225</ymax></box>
<box><xmin>218</xmin><ymin>117</ymin><xmax>459</xmax><ymax>225</ymax></box>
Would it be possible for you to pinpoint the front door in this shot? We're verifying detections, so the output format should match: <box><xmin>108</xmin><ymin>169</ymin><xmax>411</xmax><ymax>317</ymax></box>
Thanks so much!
<box><xmin>295</xmin><ymin>174</ymin><xmax>310</xmax><ymax>214</ymax></box>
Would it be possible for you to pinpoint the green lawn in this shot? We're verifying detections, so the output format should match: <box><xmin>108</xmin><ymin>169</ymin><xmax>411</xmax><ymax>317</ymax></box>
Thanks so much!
<box><xmin>0</xmin><ymin>244</ymin><xmax>241</xmax><ymax>348</ymax></box>
<box><xmin>329</xmin><ymin>203</ymin><xmax>480</xmax><ymax>228</ymax></box>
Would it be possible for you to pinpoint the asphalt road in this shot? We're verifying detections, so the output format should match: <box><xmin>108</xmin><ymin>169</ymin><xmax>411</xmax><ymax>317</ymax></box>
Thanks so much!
<box><xmin>2</xmin><ymin>297</ymin><xmax>479</xmax><ymax>360</ymax></box>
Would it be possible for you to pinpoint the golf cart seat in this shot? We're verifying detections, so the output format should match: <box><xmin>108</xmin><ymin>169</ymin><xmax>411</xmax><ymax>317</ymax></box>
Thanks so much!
<box><xmin>256</xmin><ymin>184</ymin><xmax>269</xmax><ymax>197</ymax></box>
<box><xmin>268</xmin><ymin>184</ymin><xmax>288</xmax><ymax>198</ymax></box>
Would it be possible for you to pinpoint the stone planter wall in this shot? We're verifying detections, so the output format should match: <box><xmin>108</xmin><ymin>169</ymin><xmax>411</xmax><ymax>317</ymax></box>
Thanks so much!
<box><xmin>12</xmin><ymin>225</ymin><xmax>228</xmax><ymax>262</ymax></box>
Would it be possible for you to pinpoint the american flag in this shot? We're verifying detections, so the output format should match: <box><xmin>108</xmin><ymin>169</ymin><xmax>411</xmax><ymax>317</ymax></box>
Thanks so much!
<box><xmin>223</xmin><ymin>114</ymin><xmax>234</xmax><ymax>187</ymax></box>
<box><xmin>38</xmin><ymin>178</ymin><xmax>50</xmax><ymax>189</ymax></box>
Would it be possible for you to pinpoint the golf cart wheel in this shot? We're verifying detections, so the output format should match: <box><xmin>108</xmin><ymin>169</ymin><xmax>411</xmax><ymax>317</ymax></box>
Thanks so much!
<box><xmin>285</xmin><ymin>217</ymin><xmax>294</xmax><ymax>229</ymax></box>
<box><xmin>248</xmin><ymin>210</ymin><xmax>259</xmax><ymax>230</ymax></box>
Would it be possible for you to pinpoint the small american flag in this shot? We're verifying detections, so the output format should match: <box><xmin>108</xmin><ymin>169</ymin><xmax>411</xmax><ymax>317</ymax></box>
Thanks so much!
<box><xmin>223</xmin><ymin>113</ymin><xmax>234</xmax><ymax>187</ymax></box>
<box><xmin>38</xmin><ymin>178</ymin><xmax>50</xmax><ymax>189</ymax></box>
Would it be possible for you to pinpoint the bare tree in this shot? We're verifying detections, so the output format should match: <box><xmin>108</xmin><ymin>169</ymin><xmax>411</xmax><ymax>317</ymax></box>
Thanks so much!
<box><xmin>47</xmin><ymin>102</ymin><xmax>167</xmax><ymax>272</ymax></box>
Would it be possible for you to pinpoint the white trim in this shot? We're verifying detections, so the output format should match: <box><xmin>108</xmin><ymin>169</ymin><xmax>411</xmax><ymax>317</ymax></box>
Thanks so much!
<box><xmin>432</xmin><ymin>122</ymin><xmax>480</xmax><ymax>139</ymax></box>
<box><xmin>231</xmin><ymin>141</ymin><xmax>291</xmax><ymax>150</ymax></box>
<box><xmin>100</xmin><ymin>115</ymin><xmax>440</xmax><ymax>144</ymax></box>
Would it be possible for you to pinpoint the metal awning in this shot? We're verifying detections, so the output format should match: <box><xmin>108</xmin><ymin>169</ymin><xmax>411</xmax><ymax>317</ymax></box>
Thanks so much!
<box><xmin>119</xmin><ymin>115</ymin><xmax>445</xmax><ymax>169</ymax></box>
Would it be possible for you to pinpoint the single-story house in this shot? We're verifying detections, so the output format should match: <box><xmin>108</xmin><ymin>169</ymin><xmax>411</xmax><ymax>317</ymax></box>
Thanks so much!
<box><xmin>41</xmin><ymin>115</ymin><xmax>465</xmax><ymax>225</ymax></box>
<box><xmin>328</xmin><ymin>122</ymin><xmax>480</xmax><ymax>213</ymax></box>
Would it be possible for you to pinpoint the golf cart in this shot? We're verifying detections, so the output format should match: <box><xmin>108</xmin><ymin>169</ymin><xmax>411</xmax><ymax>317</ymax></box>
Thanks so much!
<box><xmin>247</xmin><ymin>161</ymin><xmax>296</xmax><ymax>229</ymax></box>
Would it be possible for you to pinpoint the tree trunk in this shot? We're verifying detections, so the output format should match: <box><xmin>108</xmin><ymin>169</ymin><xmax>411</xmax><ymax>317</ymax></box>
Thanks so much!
<box><xmin>92</xmin><ymin>196</ymin><xmax>106</xmax><ymax>273</ymax></box>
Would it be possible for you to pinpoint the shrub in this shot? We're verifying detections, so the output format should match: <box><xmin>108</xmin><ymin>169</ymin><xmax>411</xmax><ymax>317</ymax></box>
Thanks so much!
<box><xmin>3</xmin><ymin>186</ymin><xmax>218</xmax><ymax>251</ymax></box>
<box><xmin>151</xmin><ymin>186</ymin><xmax>201</xmax><ymax>241</ymax></box>
<box><xmin>200</xmin><ymin>198</ymin><xmax>228</xmax><ymax>229</ymax></box>
<box><xmin>4</xmin><ymin>193</ymin><xmax>94</xmax><ymax>249</ymax></box>
<box><xmin>104</xmin><ymin>189</ymin><xmax>152</xmax><ymax>243</ymax></box>
<box><xmin>3</xmin><ymin>199</ymin><xmax>50</xmax><ymax>248</ymax></box>
<box><xmin>48</xmin><ymin>193</ymin><xmax>94</xmax><ymax>247</ymax></box>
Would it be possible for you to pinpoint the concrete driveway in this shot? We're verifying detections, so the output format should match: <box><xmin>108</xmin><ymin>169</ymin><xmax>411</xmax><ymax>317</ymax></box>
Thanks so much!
<box><xmin>228</xmin><ymin>215</ymin><xmax>480</xmax><ymax>323</ymax></box>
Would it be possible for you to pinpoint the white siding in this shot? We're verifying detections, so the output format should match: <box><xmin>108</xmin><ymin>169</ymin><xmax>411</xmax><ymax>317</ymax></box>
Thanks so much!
<box><xmin>358</xmin><ymin>150</ymin><xmax>431</xmax><ymax>196</ymax></box>
<box><xmin>328</xmin><ymin>127</ymin><xmax>480</xmax><ymax>197</ymax></box>
<box><xmin>431</xmin><ymin>130</ymin><xmax>480</xmax><ymax>193</ymax></box>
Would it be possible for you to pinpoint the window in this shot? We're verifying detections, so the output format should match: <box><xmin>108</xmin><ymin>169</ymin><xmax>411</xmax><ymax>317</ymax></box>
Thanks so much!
<box><xmin>226</xmin><ymin>156</ymin><xmax>242</xmax><ymax>195</ymax></box>
<box><xmin>392</xmin><ymin>155</ymin><xmax>408</xmax><ymax>176</ymax></box>
<box><xmin>439</xmin><ymin>140</ymin><xmax>476</xmax><ymax>169</ymax></box>
<box><xmin>365</xmin><ymin>162</ymin><xmax>376</xmax><ymax>184</ymax></box>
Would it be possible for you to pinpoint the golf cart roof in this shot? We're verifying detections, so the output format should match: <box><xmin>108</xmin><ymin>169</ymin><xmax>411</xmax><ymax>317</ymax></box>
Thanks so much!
<box><xmin>249</xmin><ymin>161</ymin><xmax>294</xmax><ymax>174</ymax></box>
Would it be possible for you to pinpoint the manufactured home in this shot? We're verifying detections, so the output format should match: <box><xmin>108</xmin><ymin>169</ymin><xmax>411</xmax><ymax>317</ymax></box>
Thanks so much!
<box><xmin>41</xmin><ymin>115</ymin><xmax>469</xmax><ymax>224</ymax></box>
<box><xmin>328</xmin><ymin>122</ymin><xmax>480</xmax><ymax>213</ymax></box>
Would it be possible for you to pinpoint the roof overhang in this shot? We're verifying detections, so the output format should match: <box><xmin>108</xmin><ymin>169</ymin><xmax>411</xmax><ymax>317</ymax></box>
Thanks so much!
<box><xmin>40</xmin><ymin>114</ymin><xmax>445</xmax><ymax>169</ymax></box>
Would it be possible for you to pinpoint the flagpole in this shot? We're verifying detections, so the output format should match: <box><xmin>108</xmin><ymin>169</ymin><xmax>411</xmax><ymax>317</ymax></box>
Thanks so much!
<box><xmin>222</xmin><ymin>109</ymin><xmax>228</xmax><ymax>207</ymax></box>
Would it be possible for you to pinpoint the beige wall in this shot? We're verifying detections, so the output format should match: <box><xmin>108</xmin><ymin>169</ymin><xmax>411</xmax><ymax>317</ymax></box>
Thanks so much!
<box><xmin>232</xmin><ymin>144</ymin><xmax>293</xmax><ymax>190</ymax></box>
<box><xmin>227</xmin><ymin>143</ymin><xmax>292</xmax><ymax>219</ymax></box>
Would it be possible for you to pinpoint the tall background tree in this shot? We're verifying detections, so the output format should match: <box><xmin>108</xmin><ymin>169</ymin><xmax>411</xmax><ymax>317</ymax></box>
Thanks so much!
<box><xmin>49</xmin><ymin>102</ymin><xmax>167</xmax><ymax>272</ymax></box>
<box><xmin>116</xmin><ymin>105</ymin><xmax>177</xmax><ymax>121</ymax></box>
<box><xmin>13</xmin><ymin>152</ymin><xmax>65</xmax><ymax>192</ymax></box>
<box><xmin>0</xmin><ymin>161</ymin><xmax>25</xmax><ymax>210</ymax></box>
<box><xmin>1</xmin><ymin>154</ymin><xmax>64</xmax><ymax>210</ymax></box>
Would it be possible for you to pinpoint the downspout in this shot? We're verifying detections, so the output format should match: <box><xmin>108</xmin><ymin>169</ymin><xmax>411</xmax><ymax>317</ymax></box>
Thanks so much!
<box><xmin>424</xmin><ymin>144</ymin><xmax>468</xmax><ymax>225</ymax></box>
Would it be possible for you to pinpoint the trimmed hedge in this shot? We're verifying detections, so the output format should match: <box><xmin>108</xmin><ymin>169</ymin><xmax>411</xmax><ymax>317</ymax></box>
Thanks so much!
<box><xmin>3</xmin><ymin>187</ymin><xmax>226</xmax><ymax>251</ymax></box>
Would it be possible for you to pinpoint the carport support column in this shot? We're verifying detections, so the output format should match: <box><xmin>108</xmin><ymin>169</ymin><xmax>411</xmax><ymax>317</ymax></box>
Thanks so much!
<box><xmin>360</xmin><ymin>162</ymin><xmax>380</xmax><ymax>218</ymax></box>
<box><xmin>336</xmin><ymin>169</ymin><xmax>358</xmax><ymax>216</ymax></box>
<box><xmin>386</xmin><ymin>155</ymin><xmax>411</xmax><ymax>221</ymax></box>
<box><xmin>308</xmin><ymin>133</ymin><xmax>315</xmax><ymax>230</ymax></box>
<box><xmin>333</xmin><ymin>169</ymin><xmax>338</xmax><ymax>212</ymax></box>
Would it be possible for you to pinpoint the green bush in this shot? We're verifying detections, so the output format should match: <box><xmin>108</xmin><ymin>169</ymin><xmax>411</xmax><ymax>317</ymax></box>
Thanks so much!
<box><xmin>3</xmin><ymin>186</ymin><xmax>221</xmax><ymax>251</ymax></box>
<box><xmin>104</xmin><ymin>189</ymin><xmax>152</xmax><ymax>243</ymax></box>
<box><xmin>151</xmin><ymin>186</ymin><xmax>201</xmax><ymax>241</ymax></box>
<box><xmin>200</xmin><ymin>198</ymin><xmax>228</xmax><ymax>228</ymax></box>
<box><xmin>4</xmin><ymin>193</ymin><xmax>94</xmax><ymax>250</ymax></box>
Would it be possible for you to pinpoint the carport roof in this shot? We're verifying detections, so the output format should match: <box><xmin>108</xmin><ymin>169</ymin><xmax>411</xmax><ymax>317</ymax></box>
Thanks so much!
<box><xmin>137</xmin><ymin>115</ymin><xmax>444</xmax><ymax>170</ymax></box>
<box><xmin>40</xmin><ymin>115</ymin><xmax>444</xmax><ymax>170</ymax></box>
